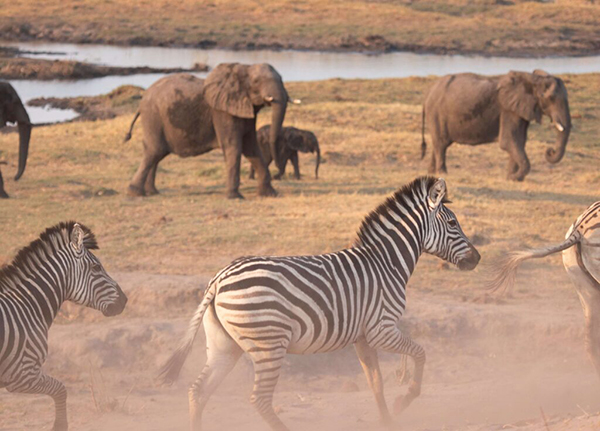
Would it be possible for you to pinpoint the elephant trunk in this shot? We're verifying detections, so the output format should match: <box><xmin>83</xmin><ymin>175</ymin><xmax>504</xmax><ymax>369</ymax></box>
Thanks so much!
<box><xmin>314</xmin><ymin>142</ymin><xmax>320</xmax><ymax>179</ymax></box>
<box><xmin>545</xmin><ymin>121</ymin><xmax>570</xmax><ymax>164</ymax></box>
<box><xmin>270</xmin><ymin>101</ymin><xmax>287</xmax><ymax>172</ymax></box>
<box><xmin>14</xmin><ymin>103</ymin><xmax>31</xmax><ymax>181</ymax></box>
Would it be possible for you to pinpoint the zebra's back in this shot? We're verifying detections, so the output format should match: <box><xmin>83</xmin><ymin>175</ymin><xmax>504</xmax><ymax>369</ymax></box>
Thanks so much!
<box><xmin>213</xmin><ymin>251</ymin><xmax>382</xmax><ymax>355</ymax></box>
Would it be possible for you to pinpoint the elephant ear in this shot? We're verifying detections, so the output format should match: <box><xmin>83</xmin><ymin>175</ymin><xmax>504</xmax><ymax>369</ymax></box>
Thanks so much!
<box><xmin>286</xmin><ymin>130</ymin><xmax>307</xmax><ymax>152</ymax></box>
<box><xmin>203</xmin><ymin>63</ymin><xmax>254</xmax><ymax>119</ymax></box>
<box><xmin>497</xmin><ymin>72</ymin><xmax>542</xmax><ymax>123</ymax></box>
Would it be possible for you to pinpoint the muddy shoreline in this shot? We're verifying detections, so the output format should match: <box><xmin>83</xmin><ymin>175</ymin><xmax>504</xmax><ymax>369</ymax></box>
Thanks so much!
<box><xmin>2</xmin><ymin>26</ymin><xmax>600</xmax><ymax>59</ymax></box>
<box><xmin>0</xmin><ymin>48</ymin><xmax>208</xmax><ymax>80</ymax></box>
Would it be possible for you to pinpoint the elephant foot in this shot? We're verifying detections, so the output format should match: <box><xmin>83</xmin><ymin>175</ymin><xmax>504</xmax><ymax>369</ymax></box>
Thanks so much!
<box><xmin>127</xmin><ymin>185</ymin><xmax>146</xmax><ymax>197</ymax></box>
<box><xmin>227</xmin><ymin>190</ymin><xmax>245</xmax><ymax>200</ymax></box>
<box><xmin>52</xmin><ymin>420</ymin><xmax>68</xmax><ymax>431</ymax></box>
<box><xmin>507</xmin><ymin>173</ymin><xmax>526</xmax><ymax>182</ymax></box>
<box><xmin>258</xmin><ymin>185</ymin><xmax>277</xmax><ymax>198</ymax></box>
<box><xmin>0</xmin><ymin>190</ymin><xmax>9</xmax><ymax>199</ymax></box>
<box><xmin>273</xmin><ymin>174</ymin><xmax>283</xmax><ymax>180</ymax></box>
<box><xmin>144</xmin><ymin>188</ymin><xmax>160</xmax><ymax>196</ymax></box>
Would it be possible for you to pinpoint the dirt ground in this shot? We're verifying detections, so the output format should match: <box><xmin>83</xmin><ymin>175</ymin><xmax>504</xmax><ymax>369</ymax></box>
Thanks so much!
<box><xmin>1</xmin><ymin>74</ymin><xmax>600</xmax><ymax>430</ymax></box>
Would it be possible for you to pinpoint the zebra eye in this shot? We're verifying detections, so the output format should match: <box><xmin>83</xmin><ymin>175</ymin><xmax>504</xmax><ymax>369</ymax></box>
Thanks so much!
<box><xmin>448</xmin><ymin>219</ymin><xmax>457</xmax><ymax>228</ymax></box>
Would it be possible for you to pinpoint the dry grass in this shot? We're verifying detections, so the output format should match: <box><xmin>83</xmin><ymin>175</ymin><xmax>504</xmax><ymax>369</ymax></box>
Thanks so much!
<box><xmin>0</xmin><ymin>73</ymin><xmax>598</xmax><ymax>299</ymax></box>
<box><xmin>1</xmin><ymin>0</ymin><xmax>600</xmax><ymax>55</ymax></box>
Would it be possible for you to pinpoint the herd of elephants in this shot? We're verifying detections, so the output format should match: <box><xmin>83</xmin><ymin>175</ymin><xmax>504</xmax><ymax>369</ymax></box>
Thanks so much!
<box><xmin>0</xmin><ymin>60</ymin><xmax>599</xmax><ymax>431</ymax></box>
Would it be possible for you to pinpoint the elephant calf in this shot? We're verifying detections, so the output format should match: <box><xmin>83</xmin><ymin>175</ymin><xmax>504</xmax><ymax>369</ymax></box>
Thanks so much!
<box><xmin>250</xmin><ymin>125</ymin><xmax>320</xmax><ymax>180</ymax></box>
<box><xmin>422</xmin><ymin>70</ymin><xmax>571</xmax><ymax>181</ymax></box>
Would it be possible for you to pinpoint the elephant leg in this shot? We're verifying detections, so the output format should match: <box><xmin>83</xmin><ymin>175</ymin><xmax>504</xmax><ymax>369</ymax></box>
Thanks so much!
<box><xmin>290</xmin><ymin>152</ymin><xmax>301</xmax><ymax>180</ymax></box>
<box><xmin>144</xmin><ymin>152</ymin><xmax>168</xmax><ymax>195</ymax></box>
<box><xmin>0</xmin><ymin>168</ymin><xmax>8</xmax><ymax>199</ymax></box>
<box><xmin>129</xmin><ymin>136</ymin><xmax>167</xmax><ymax>197</ymax></box>
<box><xmin>432</xmin><ymin>142</ymin><xmax>450</xmax><ymax>174</ymax></box>
<box><xmin>249</xmin><ymin>165</ymin><xmax>256</xmax><ymax>180</ymax></box>
<box><xmin>242</xmin><ymin>133</ymin><xmax>277</xmax><ymax>197</ymax></box>
<box><xmin>222</xmin><ymin>140</ymin><xmax>244</xmax><ymax>199</ymax></box>
<box><xmin>505</xmin><ymin>144</ymin><xmax>530</xmax><ymax>181</ymax></box>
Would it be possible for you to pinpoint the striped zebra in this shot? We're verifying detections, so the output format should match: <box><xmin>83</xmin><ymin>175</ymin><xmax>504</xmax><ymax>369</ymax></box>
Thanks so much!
<box><xmin>489</xmin><ymin>201</ymin><xmax>600</xmax><ymax>381</ymax></box>
<box><xmin>159</xmin><ymin>176</ymin><xmax>480</xmax><ymax>430</ymax></box>
<box><xmin>0</xmin><ymin>222</ymin><xmax>127</xmax><ymax>431</ymax></box>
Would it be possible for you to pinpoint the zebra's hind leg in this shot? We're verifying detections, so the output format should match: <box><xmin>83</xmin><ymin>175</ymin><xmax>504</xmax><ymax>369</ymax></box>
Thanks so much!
<box><xmin>372</xmin><ymin>328</ymin><xmax>426</xmax><ymax>416</ymax></box>
<box><xmin>354</xmin><ymin>337</ymin><xmax>393</xmax><ymax>426</ymax></box>
<box><xmin>7</xmin><ymin>371</ymin><xmax>68</xmax><ymax>430</ymax></box>
<box><xmin>246</xmin><ymin>342</ymin><xmax>290</xmax><ymax>431</ymax></box>
<box><xmin>188</xmin><ymin>306</ymin><xmax>243</xmax><ymax>431</ymax></box>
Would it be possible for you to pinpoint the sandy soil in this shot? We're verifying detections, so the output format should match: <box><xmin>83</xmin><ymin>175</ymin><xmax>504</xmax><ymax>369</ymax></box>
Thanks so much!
<box><xmin>1</xmin><ymin>268</ymin><xmax>599</xmax><ymax>431</ymax></box>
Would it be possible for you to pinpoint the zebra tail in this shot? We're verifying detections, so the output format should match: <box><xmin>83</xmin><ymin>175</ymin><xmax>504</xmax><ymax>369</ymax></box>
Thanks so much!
<box><xmin>487</xmin><ymin>229</ymin><xmax>582</xmax><ymax>295</ymax></box>
<box><xmin>157</xmin><ymin>280</ymin><xmax>217</xmax><ymax>385</ymax></box>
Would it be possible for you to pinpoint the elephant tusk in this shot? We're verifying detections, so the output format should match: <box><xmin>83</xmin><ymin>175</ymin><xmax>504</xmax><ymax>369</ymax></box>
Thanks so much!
<box><xmin>555</xmin><ymin>122</ymin><xmax>565</xmax><ymax>132</ymax></box>
<box><xmin>264</xmin><ymin>96</ymin><xmax>274</xmax><ymax>103</ymax></box>
<box><xmin>289</xmin><ymin>99</ymin><xmax>302</xmax><ymax>105</ymax></box>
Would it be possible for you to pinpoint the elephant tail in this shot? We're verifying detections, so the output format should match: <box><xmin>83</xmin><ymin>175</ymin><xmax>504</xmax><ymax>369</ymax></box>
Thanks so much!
<box><xmin>123</xmin><ymin>111</ymin><xmax>140</xmax><ymax>143</ymax></box>
<box><xmin>487</xmin><ymin>229</ymin><xmax>583</xmax><ymax>295</ymax></box>
<box><xmin>420</xmin><ymin>106</ymin><xmax>427</xmax><ymax>159</ymax></box>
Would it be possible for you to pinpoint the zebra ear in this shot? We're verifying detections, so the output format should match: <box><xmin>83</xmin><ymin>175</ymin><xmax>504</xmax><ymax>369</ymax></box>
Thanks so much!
<box><xmin>70</xmin><ymin>223</ymin><xmax>85</xmax><ymax>254</ymax></box>
<box><xmin>428</xmin><ymin>178</ymin><xmax>447</xmax><ymax>210</ymax></box>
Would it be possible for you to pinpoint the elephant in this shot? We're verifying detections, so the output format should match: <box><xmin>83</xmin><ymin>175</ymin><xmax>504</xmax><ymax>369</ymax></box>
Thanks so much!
<box><xmin>489</xmin><ymin>201</ymin><xmax>600</xmax><ymax>382</ymax></box>
<box><xmin>0</xmin><ymin>81</ymin><xmax>31</xmax><ymax>198</ymax></box>
<box><xmin>421</xmin><ymin>70</ymin><xmax>571</xmax><ymax>181</ymax></box>
<box><xmin>124</xmin><ymin>63</ymin><xmax>299</xmax><ymax>199</ymax></box>
<box><xmin>249</xmin><ymin>125</ymin><xmax>320</xmax><ymax>180</ymax></box>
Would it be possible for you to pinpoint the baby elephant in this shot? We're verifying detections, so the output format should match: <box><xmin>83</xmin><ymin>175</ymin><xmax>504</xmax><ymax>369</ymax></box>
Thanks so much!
<box><xmin>251</xmin><ymin>125</ymin><xmax>320</xmax><ymax>180</ymax></box>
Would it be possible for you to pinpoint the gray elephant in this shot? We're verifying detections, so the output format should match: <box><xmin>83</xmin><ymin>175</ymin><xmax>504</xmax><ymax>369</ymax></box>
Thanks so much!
<box><xmin>124</xmin><ymin>63</ymin><xmax>298</xmax><ymax>199</ymax></box>
<box><xmin>0</xmin><ymin>81</ymin><xmax>31</xmax><ymax>198</ymax></box>
<box><xmin>250</xmin><ymin>125</ymin><xmax>320</xmax><ymax>180</ymax></box>
<box><xmin>421</xmin><ymin>70</ymin><xmax>571</xmax><ymax>181</ymax></box>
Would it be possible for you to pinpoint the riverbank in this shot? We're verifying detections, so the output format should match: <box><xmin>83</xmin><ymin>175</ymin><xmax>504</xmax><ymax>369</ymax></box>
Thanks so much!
<box><xmin>1</xmin><ymin>1</ymin><xmax>599</xmax><ymax>57</ymax></box>
<box><xmin>0</xmin><ymin>47</ymin><xmax>208</xmax><ymax>80</ymax></box>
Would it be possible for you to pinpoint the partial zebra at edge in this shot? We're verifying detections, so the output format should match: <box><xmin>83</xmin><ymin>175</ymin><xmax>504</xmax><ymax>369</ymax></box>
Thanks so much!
<box><xmin>488</xmin><ymin>230</ymin><xmax>582</xmax><ymax>295</ymax></box>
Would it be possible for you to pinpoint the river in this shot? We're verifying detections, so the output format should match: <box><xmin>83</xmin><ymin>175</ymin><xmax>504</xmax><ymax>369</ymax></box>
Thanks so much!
<box><xmin>6</xmin><ymin>41</ymin><xmax>600</xmax><ymax>124</ymax></box>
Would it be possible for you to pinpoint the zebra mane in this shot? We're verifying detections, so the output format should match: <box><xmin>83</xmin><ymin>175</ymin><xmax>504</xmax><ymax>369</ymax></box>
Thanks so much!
<box><xmin>355</xmin><ymin>176</ymin><xmax>446</xmax><ymax>246</ymax></box>
<box><xmin>0</xmin><ymin>221</ymin><xmax>97</xmax><ymax>289</ymax></box>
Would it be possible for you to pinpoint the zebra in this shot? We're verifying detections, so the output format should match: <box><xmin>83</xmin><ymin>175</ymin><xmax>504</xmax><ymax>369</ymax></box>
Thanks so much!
<box><xmin>0</xmin><ymin>221</ymin><xmax>127</xmax><ymax>431</ymax></box>
<box><xmin>159</xmin><ymin>176</ymin><xmax>480</xmax><ymax>430</ymax></box>
<box><xmin>489</xmin><ymin>201</ymin><xmax>600</xmax><ymax>382</ymax></box>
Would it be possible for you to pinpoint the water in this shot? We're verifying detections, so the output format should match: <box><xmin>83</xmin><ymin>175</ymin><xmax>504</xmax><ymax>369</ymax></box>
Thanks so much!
<box><xmin>6</xmin><ymin>41</ymin><xmax>600</xmax><ymax>124</ymax></box>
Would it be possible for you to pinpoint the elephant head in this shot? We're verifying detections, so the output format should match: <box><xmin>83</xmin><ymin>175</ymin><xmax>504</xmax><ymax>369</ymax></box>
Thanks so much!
<box><xmin>203</xmin><ymin>63</ymin><xmax>289</xmax><ymax>171</ymax></box>
<box><xmin>0</xmin><ymin>82</ymin><xmax>31</xmax><ymax>181</ymax></box>
<box><xmin>497</xmin><ymin>70</ymin><xmax>571</xmax><ymax>164</ymax></box>
<box><xmin>284</xmin><ymin>128</ymin><xmax>321</xmax><ymax>179</ymax></box>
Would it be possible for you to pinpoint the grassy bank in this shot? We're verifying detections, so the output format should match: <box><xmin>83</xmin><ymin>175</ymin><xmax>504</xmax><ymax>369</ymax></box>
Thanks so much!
<box><xmin>1</xmin><ymin>1</ymin><xmax>600</xmax><ymax>56</ymax></box>
<box><xmin>0</xmin><ymin>74</ymin><xmax>598</xmax><ymax>296</ymax></box>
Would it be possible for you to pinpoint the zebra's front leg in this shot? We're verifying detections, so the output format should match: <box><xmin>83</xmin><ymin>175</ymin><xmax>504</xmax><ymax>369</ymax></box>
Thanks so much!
<box><xmin>370</xmin><ymin>327</ymin><xmax>426</xmax><ymax>415</ymax></box>
<box><xmin>7</xmin><ymin>371</ymin><xmax>68</xmax><ymax>430</ymax></box>
<box><xmin>354</xmin><ymin>337</ymin><xmax>393</xmax><ymax>427</ymax></box>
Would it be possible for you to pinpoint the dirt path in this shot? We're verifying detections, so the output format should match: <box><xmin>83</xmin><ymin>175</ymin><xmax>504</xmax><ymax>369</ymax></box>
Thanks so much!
<box><xmin>1</xmin><ymin>270</ymin><xmax>599</xmax><ymax>431</ymax></box>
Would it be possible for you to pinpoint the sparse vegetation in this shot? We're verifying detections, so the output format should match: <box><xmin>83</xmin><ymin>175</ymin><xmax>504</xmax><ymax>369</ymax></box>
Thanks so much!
<box><xmin>0</xmin><ymin>0</ymin><xmax>599</xmax><ymax>56</ymax></box>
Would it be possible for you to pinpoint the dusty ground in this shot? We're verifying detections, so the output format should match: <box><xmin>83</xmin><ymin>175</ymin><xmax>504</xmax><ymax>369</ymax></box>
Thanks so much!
<box><xmin>0</xmin><ymin>74</ymin><xmax>600</xmax><ymax>430</ymax></box>
<box><xmin>0</xmin><ymin>47</ymin><xmax>208</xmax><ymax>80</ymax></box>
<box><xmin>1</xmin><ymin>1</ymin><xmax>600</xmax><ymax>56</ymax></box>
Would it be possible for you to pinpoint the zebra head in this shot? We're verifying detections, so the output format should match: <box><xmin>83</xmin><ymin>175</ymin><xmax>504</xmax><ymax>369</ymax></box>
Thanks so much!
<box><xmin>423</xmin><ymin>178</ymin><xmax>480</xmax><ymax>271</ymax></box>
<box><xmin>66</xmin><ymin>223</ymin><xmax>127</xmax><ymax>317</ymax></box>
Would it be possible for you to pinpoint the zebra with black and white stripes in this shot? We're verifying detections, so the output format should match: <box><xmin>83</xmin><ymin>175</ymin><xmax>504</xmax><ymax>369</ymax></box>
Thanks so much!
<box><xmin>0</xmin><ymin>222</ymin><xmax>127</xmax><ymax>431</ymax></box>
<box><xmin>159</xmin><ymin>176</ymin><xmax>480</xmax><ymax>431</ymax></box>
<box><xmin>490</xmin><ymin>200</ymin><xmax>600</xmax><ymax>382</ymax></box>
